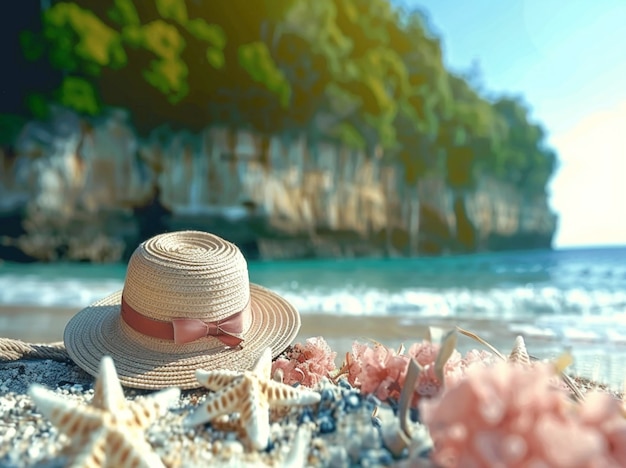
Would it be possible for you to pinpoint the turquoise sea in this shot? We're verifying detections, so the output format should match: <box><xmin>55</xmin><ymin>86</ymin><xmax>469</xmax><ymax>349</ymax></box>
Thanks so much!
<box><xmin>1</xmin><ymin>246</ymin><xmax>626</xmax><ymax>387</ymax></box>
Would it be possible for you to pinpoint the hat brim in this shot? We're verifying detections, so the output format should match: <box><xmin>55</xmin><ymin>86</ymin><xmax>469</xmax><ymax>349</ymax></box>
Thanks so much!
<box><xmin>63</xmin><ymin>283</ymin><xmax>300</xmax><ymax>389</ymax></box>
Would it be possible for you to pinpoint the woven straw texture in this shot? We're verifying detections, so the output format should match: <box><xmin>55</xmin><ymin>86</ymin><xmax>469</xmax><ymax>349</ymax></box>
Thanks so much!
<box><xmin>64</xmin><ymin>231</ymin><xmax>300</xmax><ymax>389</ymax></box>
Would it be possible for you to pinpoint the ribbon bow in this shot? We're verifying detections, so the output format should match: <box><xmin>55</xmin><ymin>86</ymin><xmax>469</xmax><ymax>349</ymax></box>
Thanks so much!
<box><xmin>172</xmin><ymin>316</ymin><xmax>244</xmax><ymax>346</ymax></box>
<box><xmin>121</xmin><ymin>296</ymin><xmax>246</xmax><ymax>347</ymax></box>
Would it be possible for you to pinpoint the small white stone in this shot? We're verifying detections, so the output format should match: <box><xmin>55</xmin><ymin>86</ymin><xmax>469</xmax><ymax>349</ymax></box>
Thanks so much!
<box><xmin>22</xmin><ymin>425</ymin><xmax>36</xmax><ymax>439</ymax></box>
<box><xmin>222</xmin><ymin>440</ymin><xmax>244</xmax><ymax>456</ymax></box>
<box><xmin>18</xmin><ymin>398</ymin><xmax>30</xmax><ymax>409</ymax></box>
<box><xmin>0</xmin><ymin>398</ymin><xmax>16</xmax><ymax>411</ymax></box>
<box><xmin>4</xmin><ymin>427</ymin><xmax>17</xmax><ymax>440</ymax></box>
<box><xmin>212</xmin><ymin>440</ymin><xmax>223</xmax><ymax>454</ymax></box>
<box><xmin>27</xmin><ymin>444</ymin><xmax>41</xmax><ymax>459</ymax></box>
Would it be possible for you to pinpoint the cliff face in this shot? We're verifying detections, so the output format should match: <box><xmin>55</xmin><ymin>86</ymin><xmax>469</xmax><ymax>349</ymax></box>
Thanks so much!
<box><xmin>0</xmin><ymin>108</ymin><xmax>556</xmax><ymax>262</ymax></box>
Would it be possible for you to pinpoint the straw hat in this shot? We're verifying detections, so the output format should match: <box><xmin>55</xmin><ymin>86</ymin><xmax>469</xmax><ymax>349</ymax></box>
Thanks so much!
<box><xmin>64</xmin><ymin>230</ymin><xmax>300</xmax><ymax>389</ymax></box>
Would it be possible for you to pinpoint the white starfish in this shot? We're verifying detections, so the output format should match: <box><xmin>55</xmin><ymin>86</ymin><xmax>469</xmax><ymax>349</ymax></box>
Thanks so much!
<box><xmin>185</xmin><ymin>347</ymin><xmax>321</xmax><ymax>450</ymax></box>
<box><xmin>29</xmin><ymin>356</ymin><xmax>180</xmax><ymax>468</ymax></box>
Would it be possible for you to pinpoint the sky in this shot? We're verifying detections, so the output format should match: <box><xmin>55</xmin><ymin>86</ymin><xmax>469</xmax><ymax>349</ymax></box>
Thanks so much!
<box><xmin>399</xmin><ymin>0</ymin><xmax>626</xmax><ymax>248</ymax></box>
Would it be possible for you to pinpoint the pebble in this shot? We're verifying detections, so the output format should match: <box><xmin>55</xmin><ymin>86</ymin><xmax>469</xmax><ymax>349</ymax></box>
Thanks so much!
<box><xmin>344</xmin><ymin>392</ymin><xmax>361</xmax><ymax>411</ymax></box>
<box><xmin>70</xmin><ymin>384</ymin><xmax>83</xmax><ymax>393</ymax></box>
<box><xmin>22</xmin><ymin>425</ymin><xmax>36</xmax><ymax>439</ymax></box>
<box><xmin>364</xmin><ymin>394</ymin><xmax>382</xmax><ymax>409</ymax></box>
<box><xmin>320</xmin><ymin>388</ymin><xmax>335</xmax><ymax>402</ymax></box>
<box><xmin>26</xmin><ymin>445</ymin><xmax>40</xmax><ymax>459</ymax></box>
<box><xmin>212</xmin><ymin>440</ymin><xmax>223</xmax><ymax>455</ymax></box>
<box><xmin>0</xmin><ymin>398</ymin><xmax>16</xmax><ymax>412</ymax></box>
<box><xmin>17</xmin><ymin>399</ymin><xmax>31</xmax><ymax>409</ymax></box>
<box><xmin>337</xmin><ymin>378</ymin><xmax>352</xmax><ymax>390</ymax></box>
<box><xmin>221</xmin><ymin>440</ymin><xmax>244</xmax><ymax>457</ymax></box>
<box><xmin>318</xmin><ymin>414</ymin><xmax>336</xmax><ymax>434</ymax></box>
<box><xmin>298</xmin><ymin>408</ymin><xmax>313</xmax><ymax>424</ymax></box>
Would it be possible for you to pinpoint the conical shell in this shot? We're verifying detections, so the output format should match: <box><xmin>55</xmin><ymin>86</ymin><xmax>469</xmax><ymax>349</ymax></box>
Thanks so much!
<box><xmin>508</xmin><ymin>335</ymin><xmax>531</xmax><ymax>366</ymax></box>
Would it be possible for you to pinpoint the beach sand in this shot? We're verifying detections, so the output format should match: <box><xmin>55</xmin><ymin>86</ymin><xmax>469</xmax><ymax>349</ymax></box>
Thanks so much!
<box><xmin>1</xmin><ymin>305</ymin><xmax>625</xmax><ymax>390</ymax></box>
<box><xmin>2</xmin><ymin>306</ymin><xmax>626</xmax><ymax>466</ymax></box>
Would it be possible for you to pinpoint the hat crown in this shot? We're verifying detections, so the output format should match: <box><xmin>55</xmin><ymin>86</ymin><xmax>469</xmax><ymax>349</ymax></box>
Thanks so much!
<box><xmin>122</xmin><ymin>231</ymin><xmax>250</xmax><ymax>322</ymax></box>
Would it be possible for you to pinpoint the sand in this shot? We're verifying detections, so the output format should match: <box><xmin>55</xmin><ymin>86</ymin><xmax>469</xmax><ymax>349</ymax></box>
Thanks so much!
<box><xmin>1</xmin><ymin>305</ymin><xmax>625</xmax><ymax>390</ymax></box>
<box><xmin>1</xmin><ymin>306</ymin><xmax>625</xmax><ymax>466</ymax></box>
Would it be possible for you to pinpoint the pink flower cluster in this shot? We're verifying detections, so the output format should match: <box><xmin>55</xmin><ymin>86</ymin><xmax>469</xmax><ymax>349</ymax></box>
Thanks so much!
<box><xmin>271</xmin><ymin>336</ymin><xmax>337</xmax><ymax>386</ymax></box>
<box><xmin>346</xmin><ymin>341</ymin><xmax>408</xmax><ymax>401</ymax></box>
<box><xmin>345</xmin><ymin>340</ymin><xmax>494</xmax><ymax>405</ymax></box>
<box><xmin>420</xmin><ymin>361</ymin><xmax>626</xmax><ymax>467</ymax></box>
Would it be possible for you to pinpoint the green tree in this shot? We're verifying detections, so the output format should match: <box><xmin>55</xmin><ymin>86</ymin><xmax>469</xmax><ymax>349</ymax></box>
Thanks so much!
<box><xmin>392</xmin><ymin>11</ymin><xmax>452</xmax><ymax>184</ymax></box>
<box><xmin>21</xmin><ymin>0</ymin><xmax>296</xmax><ymax>133</ymax></box>
<box><xmin>491</xmin><ymin>98</ymin><xmax>557</xmax><ymax>194</ymax></box>
<box><xmin>18</xmin><ymin>0</ymin><xmax>557</xmax><ymax>200</ymax></box>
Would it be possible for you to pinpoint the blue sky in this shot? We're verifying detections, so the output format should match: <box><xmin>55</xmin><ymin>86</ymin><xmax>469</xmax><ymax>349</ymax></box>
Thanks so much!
<box><xmin>399</xmin><ymin>0</ymin><xmax>626</xmax><ymax>248</ymax></box>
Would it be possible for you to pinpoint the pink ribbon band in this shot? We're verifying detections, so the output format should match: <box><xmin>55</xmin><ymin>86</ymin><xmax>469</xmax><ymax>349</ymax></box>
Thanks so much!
<box><xmin>120</xmin><ymin>296</ymin><xmax>247</xmax><ymax>346</ymax></box>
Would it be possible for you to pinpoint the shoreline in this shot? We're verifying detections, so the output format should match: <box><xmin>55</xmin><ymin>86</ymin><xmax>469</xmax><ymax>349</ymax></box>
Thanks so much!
<box><xmin>2</xmin><ymin>308</ymin><xmax>626</xmax><ymax>466</ymax></box>
<box><xmin>0</xmin><ymin>305</ymin><xmax>559</xmax><ymax>351</ymax></box>
<box><xmin>1</xmin><ymin>305</ymin><xmax>625</xmax><ymax>390</ymax></box>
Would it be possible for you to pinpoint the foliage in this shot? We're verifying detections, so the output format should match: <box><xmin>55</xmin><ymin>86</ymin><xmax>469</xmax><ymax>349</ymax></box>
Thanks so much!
<box><xmin>15</xmin><ymin>0</ymin><xmax>557</xmax><ymax>195</ymax></box>
<box><xmin>238</xmin><ymin>41</ymin><xmax>291</xmax><ymax>109</ymax></box>
<box><xmin>0</xmin><ymin>115</ymin><xmax>28</xmax><ymax>146</ymax></box>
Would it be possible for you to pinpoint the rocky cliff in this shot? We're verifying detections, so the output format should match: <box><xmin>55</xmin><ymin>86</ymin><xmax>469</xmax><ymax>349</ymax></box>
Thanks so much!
<box><xmin>0</xmin><ymin>108</ymin><xmax>557</xmax><ymax>262</ymax></box>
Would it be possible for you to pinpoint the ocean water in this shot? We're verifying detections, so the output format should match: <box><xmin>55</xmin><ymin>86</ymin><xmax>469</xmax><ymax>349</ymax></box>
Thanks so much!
<box><xmin>1</xmin><ymin>247</ymin><xmax>626</xmax><ymax>337</ymax></box>
<box><xmin>1</xmin><ymin>247</ymin><xmax>626</xmax><ymax>385</ymax></box>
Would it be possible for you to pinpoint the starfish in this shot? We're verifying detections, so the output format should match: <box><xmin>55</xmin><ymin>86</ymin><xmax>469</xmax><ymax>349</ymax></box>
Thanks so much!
<box><xmin>29</xmin><ymin>356</ymin><xmax>180</xmax><ymax>468</ymax></box>
<box><xmin>185</xmin><ymin>347</ymin><xmax>321</xmax><ymax>450</ymax></box>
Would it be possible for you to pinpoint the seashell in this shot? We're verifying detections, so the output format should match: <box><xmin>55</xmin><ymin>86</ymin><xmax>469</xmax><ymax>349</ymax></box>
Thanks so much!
<box><xmin>508</xmin><ymin>335</ymin><xmax>531</xmax><ymax>366</ymax></box>
<box><xmin>434</xmin><ymin>329</ymin><xmax>457</xmax><ymax>384</ymax></box>
<box><xmin>380</xmin><ymin>358</ymin><xmax>433</xmax><ymax>459</ymax></box>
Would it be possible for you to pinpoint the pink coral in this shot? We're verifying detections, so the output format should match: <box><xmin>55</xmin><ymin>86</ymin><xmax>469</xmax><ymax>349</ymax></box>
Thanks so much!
<box><xmin>347</xmin><ymin>340</ymin><xmax>493</xmax><ymax>405</ymax></box>
<box><xmin>420</xmin><ymin>361</ymin><xmax>626</xmax><ymax>467</ymax></box>
<box><xmin>345</xmin><ymin>340</ymin><xmax>497</xmax><ymax>406</ymax></box>
<box><xmin>271</xmin><ymin>336</ymin><xmax>337</xmax><ymax>386</ymax></box>
<box><xmin>347</xmin><ymin>341</ymin><xmax>409</xmax><ymax>401</ymax></box>
<box><xmin>408</xmin><ymin>341</ymin><xmax>463</xmax><ymax>398</ymax></box>
<box><xmin>446</xmin><ymin>348</ymin><xmax>498</xmax><ymax>389</ymax></box>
